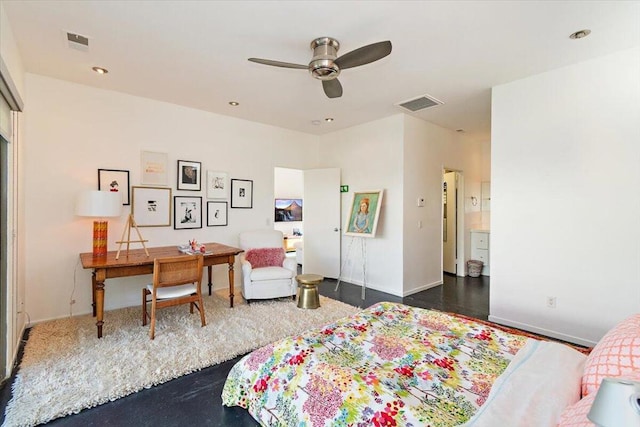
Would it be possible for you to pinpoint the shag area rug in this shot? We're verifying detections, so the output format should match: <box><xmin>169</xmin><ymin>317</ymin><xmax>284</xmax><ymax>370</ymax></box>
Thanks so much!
<box><xmin>3</xmin><ymin>294</ymin><xmax>359</xmax><ymax>426</ymax></box>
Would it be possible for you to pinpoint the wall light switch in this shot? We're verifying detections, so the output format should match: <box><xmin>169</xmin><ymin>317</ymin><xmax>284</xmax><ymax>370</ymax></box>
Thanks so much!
<box><xmin>417</xmin><ymin>198</ymin><xmax>425</xmax><ymax>207</ymax></box>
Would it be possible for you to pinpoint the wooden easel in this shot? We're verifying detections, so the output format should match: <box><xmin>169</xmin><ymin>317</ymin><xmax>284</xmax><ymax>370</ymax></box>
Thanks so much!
<box><xmin>115</xmin><ymin>214</ymin><xmax>149</xmax><ymax>259</ymax></box>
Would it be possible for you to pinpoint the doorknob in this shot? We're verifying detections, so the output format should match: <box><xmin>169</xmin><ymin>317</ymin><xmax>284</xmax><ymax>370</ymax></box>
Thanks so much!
<box><xmin>334</xmin><ymin>228</ymin><xmax>339</xmax><ymax>232</ymax></box>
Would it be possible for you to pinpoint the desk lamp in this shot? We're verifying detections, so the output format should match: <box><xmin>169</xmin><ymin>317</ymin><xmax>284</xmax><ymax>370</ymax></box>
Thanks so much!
<box><xmin>587</xmin><ymin>377</ymin><xmax>640</xmax><ymax>427</ymax></box>
<box><xmin>75</xmin><ymin>190</ymin><xmax>121</xmax><ymax>257</ymax></box>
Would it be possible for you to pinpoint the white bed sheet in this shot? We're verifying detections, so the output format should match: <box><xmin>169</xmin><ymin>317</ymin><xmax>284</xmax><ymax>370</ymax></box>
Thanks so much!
<box><xmin>462</xmin><ymin>339</ymin><xmax>586</xmax><ymax>427</ymax></box>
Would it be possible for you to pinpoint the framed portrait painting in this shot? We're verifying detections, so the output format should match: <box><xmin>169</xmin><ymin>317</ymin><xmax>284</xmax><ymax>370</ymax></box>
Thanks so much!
<box><xmin>207</xmin><ymin>201</ymin><xmax>228</xmax><ymax>226</ymax></box>
<box><xmin>131</xmin><ymin>186</ymin><xmax>172</xmax><ymax>227</ymax></box>
<box><xmin>230</xmin><ymin>179</ymin><xmax>253</xmax><ymax>208</ymax></box>
<box><xmin>344</xmin><ymin>190</ymin><xmax>384</xmax><ymax>238</ymax></box>
<box><xmin>174</xmin><ymin>196</ymin><xmax>202</xmax><ymax>229</ymax></box>
<box><xmin>177</xmin><ymin>160</ymin><xmax>201</xmax><ymax>191</ymax></box>
<box><xmin>140</xmin><ymin>151</ymin><xmax>168</xmax><ymax>186</ymax></box>
<box><xmin>98</xmin><ymin>169</ymin><xmax>130</xmax><ymax>205</ymax></box>
<box><xmin>206</xmin><ymin>170</ymin><xmax>227</xmax><ymax>199</ymax></box>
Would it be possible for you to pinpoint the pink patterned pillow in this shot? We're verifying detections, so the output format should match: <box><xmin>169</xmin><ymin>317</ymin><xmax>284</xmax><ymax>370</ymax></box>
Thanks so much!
<box><xmin>557</xmin><ymin>393</ymin><xmax>596</xmax><ymax>427</ymax></box>
<box><xmin>245</xmin><ymin>247</ymin><xmax>285</xmax><ymax>268</ymax></box>
<box><xmin>581</xmin><ymin>314</ymin><xmax>640</xmax><ymax>397</ymax></box>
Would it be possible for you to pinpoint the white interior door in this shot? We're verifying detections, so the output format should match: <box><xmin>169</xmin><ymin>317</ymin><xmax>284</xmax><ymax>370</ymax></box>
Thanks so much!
<box><xmin>303</xmin><ymin>168</ymin><xmax>341</xmax><ymax>278</ymax></box>
<box><xmin>443</xmin><ymin>171</ymin><xmax>457</xmax><ymax>274</ymax></box>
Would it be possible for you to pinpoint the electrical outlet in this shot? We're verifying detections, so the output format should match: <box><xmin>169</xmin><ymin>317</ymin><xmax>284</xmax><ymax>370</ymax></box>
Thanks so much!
<box><xmin>546</xmin><ymin>296</ymin><xmax>556</xmax><ymax>308</ymax></box>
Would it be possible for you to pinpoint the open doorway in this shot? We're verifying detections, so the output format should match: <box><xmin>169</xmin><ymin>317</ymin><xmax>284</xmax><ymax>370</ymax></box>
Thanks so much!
<box><xmin>442</xmin><ymin>169</ymin><xmax>465</xmax><ymax>277</ymax></box>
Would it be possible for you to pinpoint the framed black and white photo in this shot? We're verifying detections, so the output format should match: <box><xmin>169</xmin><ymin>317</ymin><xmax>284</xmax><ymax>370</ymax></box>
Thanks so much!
<box><xmin>141</xmin><ymin>151</ymin><xmax>168</xmax><ymax>186</ymax></box>
<box><xmin>177</xmin><ymin>160</ymin><xmax>202</xmax><ymax>191</ymax></box>
<box><xmin>98</xmin><ymin>169</ymin><xmax>130</xmax><ymax>205</ymax></box>
<box><xmin>207</xmin><ymin>201</ymin><xmax>228</xmax><ymax>226</ymax></box>
<box><xmin>131</xmin><ymin>186</ymin><xmax>172</xmax><ymax>227</ymax></box>
<box><xmin>174</xmin><ymin>196</ymin><xmax>202</xmax><ymax>229</ymax></box>
<box><xmin>231</xmin><ymin>179</ymin><xmax>253</xmax><ymax>208</ymax></box>
<box><xmin>206</xmin><ymin>170</ymin><xmax>227</xmax><ymax>199</ymax></box>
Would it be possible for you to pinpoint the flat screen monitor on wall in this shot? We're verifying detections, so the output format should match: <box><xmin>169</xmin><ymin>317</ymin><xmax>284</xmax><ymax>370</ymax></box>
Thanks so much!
<box><xmin>275</xmin><ymin>199</ymin><xmax>302</xmax><ymax>222</ymax></box>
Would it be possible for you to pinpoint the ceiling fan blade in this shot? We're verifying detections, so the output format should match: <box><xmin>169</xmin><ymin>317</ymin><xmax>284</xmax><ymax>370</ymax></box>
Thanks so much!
<box><xmin>323</xmin><ymin>79</ymin><xmax>343</xmax><ymax>98</ymax></box>
<box><xmin>334</xmin><ymin>41</ymin><xmax>392</xmax><ymax>70</ymax></box>
<box><xmin>248</xmin><ymin>58</ymin><xmax>307</xmax><ymax>69</ymax></box>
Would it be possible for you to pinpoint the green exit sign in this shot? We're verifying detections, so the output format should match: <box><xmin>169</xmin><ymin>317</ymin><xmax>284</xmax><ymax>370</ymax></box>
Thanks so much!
<box><xmin>340</xmin><ymin>185</ymin><xmax>349</xmax><ymax>193</ymax></box>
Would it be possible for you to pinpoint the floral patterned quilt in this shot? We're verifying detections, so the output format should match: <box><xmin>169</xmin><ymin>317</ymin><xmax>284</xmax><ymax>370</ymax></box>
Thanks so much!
<box><xmin>222</xmin><ymin>302</ymin><xmax>530</xmax><ymax>427</ymax></box>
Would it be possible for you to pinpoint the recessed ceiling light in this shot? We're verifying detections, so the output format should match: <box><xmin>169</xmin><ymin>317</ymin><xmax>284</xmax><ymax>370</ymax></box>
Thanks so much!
<box><xmin>311</xmin><ymin>120</ymin><xmax>321</xmax><ymax>125</ymax></box>
<box><xmin>228</xmin><ymin>101</ymin><xmax>239</xmax><ymax>106</ymax></box>
<box><xmin>325</xmin><ymin>118</ymin><xmax>334</xmax><ymax>123</ymax></box>
<box><xmin>456</xmin><ymin>129</ymin><xmax>465</xmax><ymax>133</ymax></box>
<box><xmin>92</xmin><ymin>66</ymin><xmax>108</xmax><ymax>74</ymax></box>
<box><xmin>570</xmin><ymin>29</ymin><xmax>591</xmax><ymax>39</ymax></box>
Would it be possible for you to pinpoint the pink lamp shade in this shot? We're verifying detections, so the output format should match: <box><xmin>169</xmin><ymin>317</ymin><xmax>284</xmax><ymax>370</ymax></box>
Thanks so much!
<box><xmin>76</xmin><ymin>190</ymin><xmax>121</xmax><ymax>257</ymax></box>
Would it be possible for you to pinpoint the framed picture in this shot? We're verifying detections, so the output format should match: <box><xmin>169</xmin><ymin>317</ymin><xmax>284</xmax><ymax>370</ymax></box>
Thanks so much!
<box><xmin>131</xmin><ymin>186</ymin><xmax>172</xmax><ymax>227</ymax></box>
<box><xmin>344</xmin><ymin>190</ymin><xmax>384</xmax><ymax>238</ymax></box>
<box><xmin>206</xmin><ymin>170</ymin><xmax>228</xmax><ymax>199</ymax></box>
<box><xmin>140</xmin><ymin>151</ymin><xmax>168</xmax><ymax>186</ymax></box>
<box><xmin>230</xmin><ymin>179</ymin><xmax>253</xmax><ymax>208</ymax></box>
<box><xmin>174</xmin><ymin>196</ymin><xmax>202</xmax><ymax>229</ymax></box>
<box><xmin>207</xmin><ymin>201</ymin><xmax>228</xmax><ymax>226</ymax></box>
<box><xmin>177</xmin><ymin>160</ymin><xmax>202</xmax><ymax>191</ymax></box>
<box><xmin>98</xmin><ymin>169</ymin><xmax>130</xmax><ymax>205</ymax></box>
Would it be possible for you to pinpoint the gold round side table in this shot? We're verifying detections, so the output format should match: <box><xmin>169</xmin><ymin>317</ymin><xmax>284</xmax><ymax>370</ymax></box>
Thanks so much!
<box><xmin>295</xmin><ymin>274</ymin><xmax>323</xmax><ymax>309</ymax></box>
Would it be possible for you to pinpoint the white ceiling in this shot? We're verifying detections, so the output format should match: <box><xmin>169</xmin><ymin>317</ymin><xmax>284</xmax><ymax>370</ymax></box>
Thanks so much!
<box><xmin>3</xmin><ymin>1</ymin><xmax>639</xmax><ymax>141</ymax></box>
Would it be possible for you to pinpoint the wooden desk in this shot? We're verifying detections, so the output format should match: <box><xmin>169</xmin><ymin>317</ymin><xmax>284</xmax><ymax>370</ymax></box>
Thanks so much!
<box><xmin>80</xmin><ymin>242</ymin><xmax>243</xmax><ymax>338</ymax></box>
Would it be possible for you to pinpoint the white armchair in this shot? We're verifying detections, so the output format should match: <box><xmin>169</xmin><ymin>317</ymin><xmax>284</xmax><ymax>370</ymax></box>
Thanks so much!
<box><xmin>239</xmin><ymin>230</ymin><xmax>297</xmax><ymax>302</ymax></box>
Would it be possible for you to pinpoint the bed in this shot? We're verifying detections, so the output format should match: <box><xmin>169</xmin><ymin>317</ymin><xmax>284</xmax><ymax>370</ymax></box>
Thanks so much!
<box><xmin>222</xmin><ymin>302</ymin><xmax>639</xmax><ymax>426</ymax></box>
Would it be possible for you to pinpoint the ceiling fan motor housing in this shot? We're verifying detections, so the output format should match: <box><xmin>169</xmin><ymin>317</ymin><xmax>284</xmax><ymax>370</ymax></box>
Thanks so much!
<box><xmin>309</xmin><ymin>37</ymin><xmax>340</xmax><ymax>80</ymax></box>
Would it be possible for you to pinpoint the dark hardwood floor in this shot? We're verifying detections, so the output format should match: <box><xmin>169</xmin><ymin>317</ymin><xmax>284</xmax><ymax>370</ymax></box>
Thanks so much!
<box><xmin>0</xmin><ymin>273</ymin><xmax>489</xmax><ymax>426</ymax></box>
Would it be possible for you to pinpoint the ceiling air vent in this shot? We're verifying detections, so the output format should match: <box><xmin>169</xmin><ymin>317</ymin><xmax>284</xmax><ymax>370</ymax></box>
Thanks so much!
<box><xmin>396</xmin><ymin>94</ymin><xmax>443</xmax><ymax>112</ymax></box>
<box><xmin>66</xmin><ymin>32</ymin><xmax>89</xmax><ymax>51</ymax></box>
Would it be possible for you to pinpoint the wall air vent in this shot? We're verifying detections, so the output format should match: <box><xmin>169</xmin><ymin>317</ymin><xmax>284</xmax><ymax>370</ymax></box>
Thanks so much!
<box><xmin>396</xmin><ymin>94</ymin><xmax>443</xmax><ymax>112</ymax></box>
<box><xmin>66</xmin><ymin>32</ymin><xmax>89</xmax><ymax>51</ymax></box>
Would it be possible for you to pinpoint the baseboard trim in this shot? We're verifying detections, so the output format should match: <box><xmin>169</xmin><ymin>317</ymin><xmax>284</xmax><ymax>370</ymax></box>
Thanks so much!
<box><xmin>402</xmin><ymin>280</ymin><xmax>442</xmax><ymax>297</ymax></box>
<box><xmin>488</xmin><ymin>315</ymin><xmax>597</xmax><ymax>347</ymax></box>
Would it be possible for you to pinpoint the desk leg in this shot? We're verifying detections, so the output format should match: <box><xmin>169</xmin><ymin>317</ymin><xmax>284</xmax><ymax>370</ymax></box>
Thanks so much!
<box><xmin>91</xmin><ymin>271</ymin><xmax>97</xmax><ymax>317</ymax></box>
<box><xmin>228</xmin><ymin>256</ymin><xmax>235</xmax><ymax>308</ymax></box>
<box><xmin>207</xmin><ymin>266</ymin><xmax>213</xmax><ymax>296</ymax></box>
<box><xmin>95</xmin><ymin>269</ymin><xmax>106</xmax><ymax>338</ymax></box>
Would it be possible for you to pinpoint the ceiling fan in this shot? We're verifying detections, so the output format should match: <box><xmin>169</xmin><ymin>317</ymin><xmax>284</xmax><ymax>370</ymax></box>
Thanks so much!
<box><xmin>248</xmin><ymin>37</ymin><xmax>392</xmax><ymax>99</ymax></box>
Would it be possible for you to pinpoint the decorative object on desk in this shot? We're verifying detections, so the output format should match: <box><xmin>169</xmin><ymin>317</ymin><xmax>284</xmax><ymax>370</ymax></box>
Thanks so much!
<box><xmin>97</xmin><ymin>169</ymin><xmax>130</xmax><ymax>205</ymax></box>
<box><xmin>230</xmin><ymin>178</ymin><xmax>253</xmax><ymax>208</ymax></box>
<box><xmin>206</xmin><ymin>170</ymin><xmax>227</xmax><ymax>199</ymax></box>
<box><xmin>3</xmin><ymin>294</ymin><xmax>359</xmax><ymax>427</ymax></box>
<box><xmin>274</xmin><ymin>198</ymin><xmax>302</xmax><ymax>222</ymax></box>
<box><xmin>344</xmin><ymin>189</ymin><xmax>384</xmax><ymax>238</ymax></box>
<box><xmin>140</xmin><ymin>151</ymin><xmax>168</xmax><ymax>186</ymax></box>
<box><xmin>207</xmin><ymin>201</ymin><xmax>228</xmax><ymax>226</ymax></box>
<box><xmin>177</xmin><ymin>160</ymin><xmax>201</xmax><ymax>191</ymax></box>
<box><xmin>115</xmin><ymin>213</ymin><xmax>149</xmax><ymax>260</ymax></box>
<box><xmin>75</xmin><ymin>190</ymin><xmax>122</xmax><ymax>257</ymax></box>
<box><xmin>587</xmin><ymin>377</ymin><xmax>640</xmax><ymax>426</ymax></box>
<box><xmin>174</xmin><ymin>196</ymin><xmax>202</xmax><ymax>229</ymax></box>
<box><xmin>132</xmin><ymin>186</ymin><xmax>171</xmax><ymax>227</ymax></box>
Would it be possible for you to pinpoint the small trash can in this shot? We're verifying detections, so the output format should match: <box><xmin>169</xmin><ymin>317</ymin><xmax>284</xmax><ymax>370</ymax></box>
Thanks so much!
<box><xmin>467</xmin><ymin>260</ymin><xmax>484</xmax><ymax>278</ymax></box>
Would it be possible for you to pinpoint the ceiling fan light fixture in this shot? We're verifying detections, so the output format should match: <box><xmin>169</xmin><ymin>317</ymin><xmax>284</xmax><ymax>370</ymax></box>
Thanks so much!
<box><xmin>310</xmin><ymin>59</ymin><xmax>340</xmax><ymax>80</ymax></box>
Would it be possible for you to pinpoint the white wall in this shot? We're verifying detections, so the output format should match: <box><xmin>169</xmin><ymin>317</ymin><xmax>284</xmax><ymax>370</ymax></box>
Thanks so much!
<box><xmin>490</xmin><ymin>47</ymin><xmax>640</xmax><ymax>346</ymax></box>
<box><xmin>22</xmin><ymin>74</ymin><xmax>320</xmax><ymax>323</ymax></box>
<box><xmin>403</xmin><ymin>115</ymin><xmax>486</xmax><ymax>293</ymax></box>
<box><xmin>273</xmin><ymin>167</ymin><xmax>303</xmax><ymax>236</ymax></box>
<box><xmin>319</xmin><ymin>115</ymin><xmax>405</xmax><ymax>295</ymax></box>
